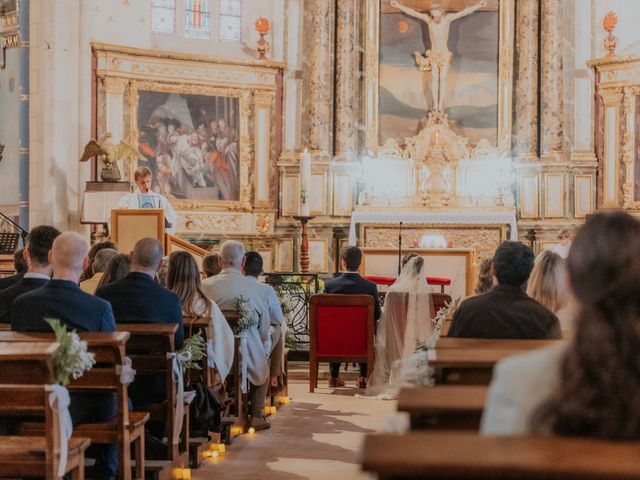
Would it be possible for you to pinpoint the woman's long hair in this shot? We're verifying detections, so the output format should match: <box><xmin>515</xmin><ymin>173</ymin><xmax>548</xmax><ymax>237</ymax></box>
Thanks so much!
<box><xmin>81</xmin><ymin>241</ymin><xmax>117</xmax><ymax>282</ymax></box>
<box><xmin>97</xmin><ymin>253</ymin><xmax>130</xmax><ymax>289</ymax></box>
<box><xmin>166</xmin><ymin>251</ymin><xmax>211</xmax><ymax>318</ymax></box>
<box><xmin>474</xmin><ymin>258</ymin><xmax>493</xmax><ymax>295</ymax></box>
<box><xmin>533</xmin><ymin>211</ymin><xmax>640</xmax><ymax>439</ymax></box>
<box><xmin>526</xmin><ymin>250</ymin><xmax>568</xmax><ymax>314</ymax></box>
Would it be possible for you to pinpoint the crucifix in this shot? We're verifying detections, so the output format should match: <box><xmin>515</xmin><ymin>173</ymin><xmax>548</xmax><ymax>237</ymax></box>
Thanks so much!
<box><xmin>390</xmin><ymin>0</ymin><xmax>487</xmax><ymax>113</ymax></box>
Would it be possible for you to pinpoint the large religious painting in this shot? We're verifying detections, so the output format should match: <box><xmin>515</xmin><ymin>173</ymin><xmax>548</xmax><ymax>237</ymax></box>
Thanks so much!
<box><xmin>135</xmin><ymin>89</ymin><xmax>240</xmax><ymax>202</ymax></box>
<box><xmin>379</xmin><ymin>0</ymin><xmax>499</xmax><ymax>146</ymax></box>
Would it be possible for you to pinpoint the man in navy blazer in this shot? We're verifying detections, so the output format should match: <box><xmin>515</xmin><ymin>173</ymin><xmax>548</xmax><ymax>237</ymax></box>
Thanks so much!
<box><xmin>324</xmin><ymin>246</ymin><xmax>381</xmax><ymax>388</ymax></box>
<box><xmin>96</xmin><ymin>237</ymin><xmax>183</xmax><ymax>407</ymax></box>
<box><xmin>0</xmin><ymin>225</ymin><xmax>60</xmax><ymax>324</ymax></box>
<box><xmin>10</xmin><ymin>232</ymin><xmax>117</xmax><ymax>480</ymax></box>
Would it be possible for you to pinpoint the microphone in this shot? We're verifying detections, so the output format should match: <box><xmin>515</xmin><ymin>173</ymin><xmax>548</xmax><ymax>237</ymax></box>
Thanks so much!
<box><xmin>397</xmin><ymin>221</ymin><xmax>403</xmax><ymax>276</ymax></box>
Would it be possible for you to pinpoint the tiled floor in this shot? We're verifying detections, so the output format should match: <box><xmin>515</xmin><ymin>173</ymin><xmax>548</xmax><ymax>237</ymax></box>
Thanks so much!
<box><xmin>193</xmin><ymin>379</ymin><xmax>400</xmax><ymax>479</ymax></box>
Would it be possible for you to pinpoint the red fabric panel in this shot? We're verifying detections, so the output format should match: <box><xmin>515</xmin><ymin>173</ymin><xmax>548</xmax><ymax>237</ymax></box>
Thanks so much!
<box><xmin>316</xmin><ymin>305</ymin><xmax>368</xmax><ymax>357</ymax></box>
<box><xmin>365</xmin><ymin>276</ymin><xmax>396</xmax><ymax>286</ymax></box>
<box><xmin>426</xmin><ymin>276</ymin><xmax>451</xmax><ymax>286</ymax></box>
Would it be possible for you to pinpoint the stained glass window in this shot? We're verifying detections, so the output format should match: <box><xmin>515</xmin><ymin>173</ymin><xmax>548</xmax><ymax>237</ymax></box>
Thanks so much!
<box><xmin>185</xmin><ymin>0</ymin><xmax>211</xmax><ymax>39</ymax></box>
<box><xmin>151</xmin><ymin>0</ymin><xmax>176</xmax><ymax>34</ymax></box>
<box><xmin>219</xmin><ymin>0</ymin><xmax>242</xmax><ymax>42</ymax></box>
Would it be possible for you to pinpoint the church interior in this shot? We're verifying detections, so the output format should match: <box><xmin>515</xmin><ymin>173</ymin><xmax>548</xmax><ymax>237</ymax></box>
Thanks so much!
<box><xmin>1</xmin><ymin>0</ymin><xmax>640</xmax><ymax>479</ymax></box>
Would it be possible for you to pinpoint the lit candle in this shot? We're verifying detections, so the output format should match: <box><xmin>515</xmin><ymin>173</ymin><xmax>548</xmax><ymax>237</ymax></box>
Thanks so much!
<box><xmin>300</xmin><ymin>148</ymin><xmax>312</xmax><ymax>216</ymax></box>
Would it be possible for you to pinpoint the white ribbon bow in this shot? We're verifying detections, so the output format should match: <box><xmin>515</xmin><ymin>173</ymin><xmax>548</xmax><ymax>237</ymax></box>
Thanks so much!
<box><xmin>167</xmin><ymin>351</ymin><xmax>192</xmax><ymax>445</ymax></box>
<box><xmin>239</xmin><ymin>332</ymin><xmax>249</xmax><ymax>394</ymax></box>
<box><xmin>116</xmin><ymin>356</ymin><xmax>136</xmax><ymax>385</ymax></box>
<box><xmin>48</xmin><ymin>384</ymin><xmax>73</xmax><ymax>478</ymax></box>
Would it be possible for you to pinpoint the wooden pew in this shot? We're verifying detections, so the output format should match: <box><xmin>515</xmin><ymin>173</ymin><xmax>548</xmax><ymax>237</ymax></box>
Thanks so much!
<box><xmin>397</xmin><ymin>386</ymin><xmax>487</xmax><ymax>430</ymax></box>
<box><xmin>362</xmin><ymin>431</ymin><xmax>640</xmax><ymax>480</ymax></box>
<box><xmin>181</xmin><ymin>315</ymin><xmax>233</xmax><ymax>465</ymax></box>
<box><xmin>220</xmin><ymin>310</ymin><xmax>249</xmax><ymax>438</ymax></box>
<box><xmin>0</xmin><ymin>342</ymin><xmax>90</xmax><ymax>479</ymax></box>
<box><xmin>1</xmin><ymin>332</ymin><xmax>148</xmax><ymax>480</ymax></box>
<box><xmin>435</xmin><ymin>338</ymin><xmax>565</xmax><ymax>350</ymax></box>
<box><xmin>117</xmin><ymin>324</ymin><xmax>188</xmax><ymax>479</ymax></box>
<box><xmin>430</xmin><ymin>340</ymin><xmax>563</xmax><ymax>385</ymax></box>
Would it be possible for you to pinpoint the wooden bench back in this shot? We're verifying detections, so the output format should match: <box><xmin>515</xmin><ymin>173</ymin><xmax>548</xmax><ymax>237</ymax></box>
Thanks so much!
<box><xmin>116</xmin><ymin>323</ymin><xmax>182</xmax><ymax>460</ymax></box>
<box><xmin>362</xmin><ymin>431</ymin><xmax>640</xmax><ymax>479</ymax></box>
<box><xmin>0</xmin><ymin>341</ymin><xmax>59</xmax><ymax>384</ymax></box>
<box><xmin>0</xmin><ymin>384</ymin><xmax>60</xmax><ymax>479</ymax></box>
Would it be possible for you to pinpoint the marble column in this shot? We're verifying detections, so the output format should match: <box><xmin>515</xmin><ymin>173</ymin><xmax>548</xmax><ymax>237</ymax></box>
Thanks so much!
<box><xmin>302</xmin><ymin>0</ymin><xmax>333</xmax><ymax>153</ymax></box>
<box><xmin>513</xmin><ymin>0</ymin><xmax>539</xmax><ymax>160</ymax></box>
<box><xmin>334</xmin><ymin>0</ymin><xmax>357</xmax><ymax>160</ymax></box>
<box><xmin>540</xmin><ymin>0</ymin><xmax>564</xmax><ymax>160</ymax></box>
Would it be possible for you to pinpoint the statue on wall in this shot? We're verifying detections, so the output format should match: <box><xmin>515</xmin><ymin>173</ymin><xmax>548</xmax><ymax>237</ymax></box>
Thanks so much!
<box><xmin>390</xmin><ymin>0</ymin><xmax>487</xmax><ymax>113</ymax></box>
<box><xmin>79</xmin><ymin>133</ymin><xmax>143</xmax><ymax>182</ymax></box>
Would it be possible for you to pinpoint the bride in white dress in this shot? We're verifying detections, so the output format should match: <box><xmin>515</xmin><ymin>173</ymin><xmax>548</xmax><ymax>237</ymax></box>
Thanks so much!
<box><xmin>364</xmin><ymin>256</ymin><xmax>435</xmax><ymax>397</ymax></box>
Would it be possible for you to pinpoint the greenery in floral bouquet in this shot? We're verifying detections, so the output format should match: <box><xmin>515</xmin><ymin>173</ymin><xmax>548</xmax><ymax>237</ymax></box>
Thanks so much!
<box><xmin>45</xmin><ymin>318</ymin><xmax>96</xmax><ymax>386</ymax></box>
<box><xmin>275</xmin><ymin>287</ymin><xmax>294</xmax><ymax>316</ymax></box>
<box><xmin>233</xmin><ymin>296</ymin><xmax>259</xmax><ymax>334</ymax></box>
<box><xmin>178</xmin><ymin>331</ymin><xmax>207</xmax><ymax>370</ymax></box>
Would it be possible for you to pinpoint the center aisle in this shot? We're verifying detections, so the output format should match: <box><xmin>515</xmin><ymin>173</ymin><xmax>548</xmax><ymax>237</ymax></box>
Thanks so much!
<box><xmin>193</xmin><ymin>379</ymin><xmax>398</xmax><ymax>480</ymax></box>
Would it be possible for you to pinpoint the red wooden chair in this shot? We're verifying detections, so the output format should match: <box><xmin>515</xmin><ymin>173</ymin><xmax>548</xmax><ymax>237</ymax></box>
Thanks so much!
<box><xmin>308</xmin><ymin>294</ymin><xmax>375</xmax><ymax>393</ymax></box>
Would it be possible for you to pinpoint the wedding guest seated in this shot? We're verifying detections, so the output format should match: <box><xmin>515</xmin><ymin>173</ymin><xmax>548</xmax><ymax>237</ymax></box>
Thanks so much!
<box><xmin>474</xmin><ymin>257</ymin><xmax>494</xmax><ymax>295</ymax></box>
<box><xmin>96</xmin><ymin>253</ymin><xmax>131</xmax><ymax>289</ymax></box>
<box><xmin>80</xmin><ymin>240</ymin><xmax>118</xmax><ymax>282</ymax></box>
<box><xmin>481</xmin><ymin>211</ymin><xmax>639</xmax><ymax>437</ymax></box>
<box><xmin>0</xmin><ymin>226</ymin><xmax>60</xmax><ymax>323</ymax></box>
<box><xmin>10</xmin><ymin>231</ymin><xmax>117</xmax><ymax>479</ymax></box>
<box><xmin>96</xmin><ymin>237</ymin><xmax>184</xmax><ymax>350</ymax></box>
<box><xmin>244</xmin><ymin>251</ymin><xmax>285</xmax><ymax>388</ymax></box>
<box><xmin>202</xmin><ymin>252</ymin><xmax>222</xmax><ymax>278</ymax></box>
<box><xmin>0</xmin><ymin>247</ymin><xmax>27</xmax><ymax>291</ymax></box>
<box><xmin>324</xmin><ymin>246</ymin><xmax>381</xmax><ymax>388</ymax></box>
<box><xmin>448</xmin><ymin>241</ymin><xmax>560</xmax><ymax>339</ymax></box>
<box><xmin>80</xmin><ymin>248</ymin><xmax>117</xmax><ymax>294</ymax></box>
<box><xmin>167</xmin><ymin>251</ymin><xmax>234</xmax><ymax>382</ymax></box>
<box><xmin>201</xmin><ymin>240</ymin><xmax>272</xmax><ymax>431</ymax></box>
<box><xmin>526</xmin><ymin>250</ymin><xmax>575</xmax><ymax>331</ymax></box>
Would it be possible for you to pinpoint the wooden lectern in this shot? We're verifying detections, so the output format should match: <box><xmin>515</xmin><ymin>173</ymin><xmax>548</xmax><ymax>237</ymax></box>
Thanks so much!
<box><xmin>111</xmin><ymin>209</ymin><xmax>165</xmax><ymax>254</ymax></box>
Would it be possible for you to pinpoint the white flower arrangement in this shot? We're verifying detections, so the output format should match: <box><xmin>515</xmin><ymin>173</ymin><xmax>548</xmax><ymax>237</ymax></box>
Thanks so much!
<box><xmin>387</xmin><ymin>350</ymin><xmax>434</xmax><ymax>389</ymax></box>
<box><xmin>417</xmin><ymin>297</ymin><xmax>462</xmax><ymax>351</ymax></box>
<box><xmin>232</xmin><ymin>296</ymin><xmax>259</xmax><ymax>334</ymax></box>
<box><xmin>45</xmin><ymin>318</ymin><xmax>96</xmax><ymax>386</ymax></box>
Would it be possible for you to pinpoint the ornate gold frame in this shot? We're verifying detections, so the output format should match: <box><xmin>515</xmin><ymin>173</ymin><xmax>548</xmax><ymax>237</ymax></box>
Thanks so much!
<box><xmin>127</xmin><ymin>80</ymin><xmax>252</xmax><ymax>211</ymax></box>
<box><xmin>364</xmin><ymin>0</ymin><xmax>514</xmax><ymax>152</ymax></box>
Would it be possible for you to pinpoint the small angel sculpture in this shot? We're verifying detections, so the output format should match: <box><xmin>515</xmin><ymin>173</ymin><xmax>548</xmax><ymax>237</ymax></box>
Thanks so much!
<box><xmin>79</xmin><ymin>133</ymin><xmax>143</xmax><ymax>182</ymax></box>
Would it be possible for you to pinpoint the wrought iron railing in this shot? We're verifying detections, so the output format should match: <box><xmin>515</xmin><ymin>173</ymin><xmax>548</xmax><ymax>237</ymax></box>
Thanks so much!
<box><xmin>264</xmin><ymin>273</ymin><xmax>322</xmax><ymax>349</ymax></box>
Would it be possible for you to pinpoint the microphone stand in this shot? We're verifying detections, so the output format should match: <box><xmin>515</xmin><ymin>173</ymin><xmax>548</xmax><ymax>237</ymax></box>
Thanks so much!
<box><xmin>397</xmin><ymin>221</ymin><xmax>403</xmax><ymax>276</ymax></box>
<box><xmin>0</xmin><ymin>211</ymin><xmax>28</xmax><ymax>245</ymax></box>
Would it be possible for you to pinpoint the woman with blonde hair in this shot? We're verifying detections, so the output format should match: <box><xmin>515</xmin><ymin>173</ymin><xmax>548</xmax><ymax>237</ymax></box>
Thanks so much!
<box><xmin>526</xmin><ymin>250</ymin><xmax>574</xmax><ymax>330</ymax></box>
<box><xmin>167</xmin><ymin>251</ymin><xmax>234</xmax><ymax>381</ymax></box>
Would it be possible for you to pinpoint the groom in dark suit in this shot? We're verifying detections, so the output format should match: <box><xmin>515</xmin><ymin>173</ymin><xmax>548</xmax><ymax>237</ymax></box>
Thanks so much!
<box><xmin>324</xmin><ymin>246</ymin><xmax>381</xmax><ymax>388</ymax></box>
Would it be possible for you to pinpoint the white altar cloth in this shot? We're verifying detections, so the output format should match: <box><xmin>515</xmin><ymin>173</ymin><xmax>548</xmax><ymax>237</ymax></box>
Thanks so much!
<box><xmin>348</xmin><ymin>209</ymin><xmax>518</xmax><ymax>245</ymax></box>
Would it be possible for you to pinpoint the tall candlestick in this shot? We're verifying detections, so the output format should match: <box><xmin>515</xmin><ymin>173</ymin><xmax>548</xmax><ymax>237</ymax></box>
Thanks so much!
<box><xmin>300</xmin><ymin>149</ymin><xmax>312</xmax><ymax>216</ymax></box>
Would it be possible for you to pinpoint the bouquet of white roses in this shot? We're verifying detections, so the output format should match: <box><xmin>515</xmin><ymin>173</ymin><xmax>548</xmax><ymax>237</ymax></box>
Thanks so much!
<box><xmin>45</xmin><ymin>318</ymin><xmax>96</xmax><ymax>386</ymax></box>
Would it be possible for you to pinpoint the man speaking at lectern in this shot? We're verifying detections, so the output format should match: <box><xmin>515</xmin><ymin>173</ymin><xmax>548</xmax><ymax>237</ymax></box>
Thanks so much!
<box><xmin>117</xmin><ymin>166</ymin><xmax>178</xmax><ymax>234</ymax></box>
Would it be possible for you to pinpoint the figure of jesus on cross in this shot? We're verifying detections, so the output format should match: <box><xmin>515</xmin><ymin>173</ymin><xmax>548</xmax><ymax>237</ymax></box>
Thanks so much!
<box><xmin>391</xmin><ymin>0</ymin><xmax>487</xmax><ymax>113</ymax></box>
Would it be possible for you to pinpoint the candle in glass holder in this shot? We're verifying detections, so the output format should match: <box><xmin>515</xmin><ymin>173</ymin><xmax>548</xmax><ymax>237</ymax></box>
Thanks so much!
<box><xmin>300</xmin><ymin>149</ymin><xmax>312</xmax><ymax>216</ymax></box>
